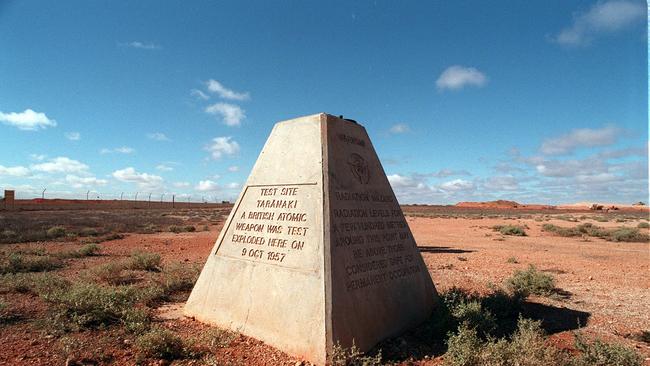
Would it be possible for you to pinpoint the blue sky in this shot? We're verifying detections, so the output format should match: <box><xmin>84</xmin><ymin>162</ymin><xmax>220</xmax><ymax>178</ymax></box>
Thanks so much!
<box><xmin>0</xmin><ymin>0</ymin><xmax>647</xmax><ymax>204</ymax></box>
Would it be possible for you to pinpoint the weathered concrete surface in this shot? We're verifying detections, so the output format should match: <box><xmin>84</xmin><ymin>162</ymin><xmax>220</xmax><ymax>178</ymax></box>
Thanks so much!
<box><xmin>185</xmin><ymin>113</ymin><xmax>437</xmax><ymax>364</ymax></box>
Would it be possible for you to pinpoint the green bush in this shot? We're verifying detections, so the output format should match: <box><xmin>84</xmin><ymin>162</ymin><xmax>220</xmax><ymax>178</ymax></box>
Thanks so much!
<box><xmin>444</xmin><ymin>318</ymin><xmax>568</xmax><ymax>366</ymax></box>
<box><xmin>127</xmin><ymin>251</ymin><xmax>161</xmax><ymax>271</ymax></box>
<box><xmin>542</xmin><ymin>224</ymin><xmax>581</xmax><ymax>237</ymax></box>
<box><xmin>607</xmin><ymin>227</ymin><xmax>648</xmax><ymax>242</ymax></box>
<box><xmin>637</xmin><ymin>222</ymin><xmax>650</xmax><ymax>229</ymax></box>
<box><xmin>505</xmin><ymin>265</ymin><xmax>555</xmax><ymax>297</ymax></box>
<box><xmin>169</xmin><ymin>225</ymin><xmax>196</xmax><ymax>233</ymax></box>
<box><xmin>78</xmin><ymin>244</ymin><xmax>101</xmax><ymax>256</ymax></box>
<box><xmin>53</xmin><ymin>244</ymin><xmax>101</xmax><ymax>259</ymax></box>
<box><xmin>331</xmin><ymin>341</ymin><xmax>382</xmax><ymax>366</ymax></box>
<box><xmin>492</xmin><ymin>225</ymin><xmax>527</xmax><ymax>236</ymax></box>
<box><xmin>47</xmin><ymin>226</ymin><xmax>67</xmax><ymax>238</ymax></box>
<box><xmin>0</xmin><ymin>272</ymin><xmax>68</xmax><ymax>294</ymax></box>
<box><xmin>506</xmin><ymin>257</ymin><xmax>518</xmax><ymax>264</ymax></box>
<box><xmin>79</xmin><ymin>228</ymin><xmax>99</xmax><ymax>237</ymax></box>
<box><xmin>39</xmin><ymin>282</ymin><xmax>147</xmax><ymax>331</ymax></box>
<box><xmin>0</xmin><ymin>253</ymin><xmax>63</xmax><ymax>274</ymax></box>
<box><xmin>90</xmin><ymin>261</ymin><xmax>134</xmax><ymax>285</ymax></box>
<box><xmin>136</xmin><ymin>328</ymin><xmax>185</xmax><ymax>361</ymax></box>
<box><xmin>573</xmin><ymin>334</ymin><xmax>642</xmax><ymax>366</ymax></box>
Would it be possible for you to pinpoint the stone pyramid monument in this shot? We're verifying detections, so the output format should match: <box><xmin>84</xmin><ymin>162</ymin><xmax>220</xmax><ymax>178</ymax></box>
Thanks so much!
<box><xmin>185</xmin><ymin>113</ymin><xmax>437</xmax><ymax>364</ymax></box>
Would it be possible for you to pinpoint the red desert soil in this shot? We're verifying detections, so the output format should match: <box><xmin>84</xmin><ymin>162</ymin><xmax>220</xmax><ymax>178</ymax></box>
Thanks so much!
<box><xmin>1</xmin><ymin>209</ymin><xmax>649</xmax><ymax>365</ymax></box>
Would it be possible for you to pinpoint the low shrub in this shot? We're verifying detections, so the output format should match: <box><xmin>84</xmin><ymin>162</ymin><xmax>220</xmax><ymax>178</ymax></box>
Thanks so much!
<box><xmin>542</xmin><ymin>224</ymin><xmax>580</xmax><ymax>237</ymax></box>
<box><xmin>0</xmin><ymin>272</ymin><xmax>69</xmax><ymax>294</ymax></box>
<box><xmin>78</xmin><ymin>244</ymin><xmax>101</xmax><ymax>256</ymax></box>
<box><xmin>0</xmin><ymin>253</ymin><xmax>63</xmax><ymax>274</ymax></box>
<box><xmin>169</xmin><ymin>225</ymin><xmax>196</xmax><ymax>233</ymax></box>
<box><xmin>444</xmin><ymin>318</ymin><xmax>568</xmax><ymax>366</ymax></box>
<box><xmin>574</xmin><ymin>333</ymin><xmax>642</xmax><ymax>366</ymax></box>
<box><xmin>53</xmin><ymin>244</ymin><xmax>101</xmax><ymax>259</ymax></box>
<box><xmin>90</xmin><ymin>261</ymin><xmax>134</xmax><ymax>285</ymax></box>
<box><xmin>47</xmin><ymin>226</ymin><xmax>67</xmax><ymax>238</ymax></box>
<box><xmin>79</xmin><ymin>228</ymin><xmax>99</xmax><ymax>237</ymax></box>
<box><xmin>543</xmin><ymin>223</ymin><xmax>647</xmax><ymax>243</ymax></box>
<box><xmin>506</xmin><ymin>257</ymin><xmax>518</xmax><ymax>264</ymax></box>
<box><xmin>136</xmin><ymin>328</ymin><xmax>185</xmax><ymax>361</ymax></box>
<box><xmin>638</xmin><ymin>222</ymin><xmax>650</xmax><ymax>229</ymax></box>
<box><xmin>492</xmin><ymin>225</ymin><xmax>527</xmax><ymax>236</ymax></box>
<box><xmin>331</xmin><ymin>341</ymin><xmax>383</xmax><ymax>366</ymax></box>
<box><xmin>505</xmin><ymin>265</ymin><xmax>555</xmax><ymax>297</ymax></box>
<box><xmin>607</xmin><ymin>227</ymin><xmax>648</xmax><ymax>242</ymax></box>
<box><xmin>39</xmin><ymin>282</ymin><xmax>148</xmax><ymax>331</ymax></box>
<box><xmin>127</xmin><ymin>251</ymin><xmax>161</xmax><ymax>271</ymax></box>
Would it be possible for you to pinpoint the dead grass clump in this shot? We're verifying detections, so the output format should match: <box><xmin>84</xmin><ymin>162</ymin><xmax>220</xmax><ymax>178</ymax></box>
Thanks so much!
<box><xmin>505</xmin><ymin>265</ymin><xmax>555</xmax><ymax>297</ymax></box>
<box><xmin>492</xmin><ymin>225</ymin><xmax>527</xmax><ymax>236</ymax></box>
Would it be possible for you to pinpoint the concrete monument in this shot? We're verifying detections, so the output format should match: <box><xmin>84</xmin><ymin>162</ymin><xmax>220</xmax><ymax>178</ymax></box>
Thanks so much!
<box><xmin>185</xmin><ymin>113</ymin><xmax>437</xmax><ymax>364</ymax></box>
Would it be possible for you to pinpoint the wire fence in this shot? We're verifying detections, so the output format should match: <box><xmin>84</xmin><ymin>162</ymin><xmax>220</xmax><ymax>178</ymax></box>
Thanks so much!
<box><xmin>0</xmin><ymin>189</ymin><xmax>232</xmax><ymax>211</ymax></box>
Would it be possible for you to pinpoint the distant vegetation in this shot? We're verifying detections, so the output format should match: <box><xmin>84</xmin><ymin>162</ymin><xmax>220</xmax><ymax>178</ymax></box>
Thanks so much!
<box><xmin>492</xmin><ymin>225</ymin><xmax>527</xmax><ymax>236</ymax></box>
<box><xmin>542</xmin><ymin>223</ymin><xmax>649</xmax><ymax>242</ymax></box>
<box><xmin>0</xmin><ymin>208</ymin><xmax>227</xmax><ymax>244</ymax></box>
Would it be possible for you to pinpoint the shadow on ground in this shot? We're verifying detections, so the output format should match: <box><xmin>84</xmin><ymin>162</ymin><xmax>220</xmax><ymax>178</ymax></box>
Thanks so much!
<box><xmin>418</xmin><ymin>246</ymin><xmax>475</xmax><ymax>254</ymax></box>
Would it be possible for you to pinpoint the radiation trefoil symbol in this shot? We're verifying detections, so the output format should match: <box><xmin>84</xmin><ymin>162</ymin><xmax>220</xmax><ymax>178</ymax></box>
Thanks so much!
<box><xmin>347</xmin><ymin>153</ymin><xmax>370</xmax><ymax>184</ymax></box>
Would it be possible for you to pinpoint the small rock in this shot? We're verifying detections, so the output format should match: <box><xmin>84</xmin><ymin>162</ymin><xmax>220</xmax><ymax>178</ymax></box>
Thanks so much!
<box><xmin>123</xmin><ymin>339</ymin><xmax>132</xmax><ymax>345</ymax></box>
<box><xmin>588</xmin><ymin>276</ymin><xmax>593</xmax><ymax>280</ymax></box>
<box><xmin>295</xmin><ymin>361</ymin><xmax>304</xmax><ymax>366</ymax></box>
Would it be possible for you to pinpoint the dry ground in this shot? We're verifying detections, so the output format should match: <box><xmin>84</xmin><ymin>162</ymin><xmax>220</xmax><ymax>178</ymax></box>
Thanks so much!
<box><xmin>0</xmin><ymin>207</ymin><xmax>648</xmax><ymax>365</ymax></box>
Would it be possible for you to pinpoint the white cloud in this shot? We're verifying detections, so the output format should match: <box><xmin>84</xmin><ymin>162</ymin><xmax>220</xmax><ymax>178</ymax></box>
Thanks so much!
<box><xmin>540</xmin><ymin>125</ymin><xmax>621</xmax><ymax>155</ymax></box>
<box><xmin>100</xmin><ymin>146</ymin><xmax>135</xmax><ymax>154</ymax></box>
<box><xmin>147</xmin><ymin>132</ymin><xmax>170</xmax><ymax>141</ymax></box>
<box><xmin>173</xmin><ymin>181</ymin><xmax>190</xmax><ymax>188</ymax></box>
<box><xmin>389</xmin><ymin>123</ymin><xmax>410</xmax><ymax>134</ymax></box>
<box><xmin>29</xmin><ymin>154</ymin><xmax>46</xmax><ymax>161</ymax></box>
<box><xmin>226</xmin><ymin>182</ymin><xmax>241</xmax><ymax>189</ymax></box>
<box><xmin>205</xmin><ymin>79</ymin><xmax>250</xmax><ymax>101</ymax></box>
<box><xmin>31</xmin><ymin>157</ymin><xmax>88</xmax><ymax>174</ymax></box>
<box><xmin>112</xmin><ymin>167</ymin><xmax>163</xmax><ymax>189</ymax></box>
<box><xmin>0</xmin><ymin>109</ymin><xmax>57</xmax><ymax>130</ymax></box>
<box><xmin>205</xmin><ymin>103</ymin><xmax>245</xmax><ymax>126</ymax></box>
<box><xmin>439</xmin><ymin>179</ymin><xmax>475</xmax><ymax>192</ymax></box>
<box><xmin>227</xmin><ymin>165</ymin><xmax>239</xmax><ymax>172</ymax></box>
<box><xmin>483</xmin><ymin>175</ymin><xmax>519</xmax><ymax>191</ymax></box>
<box><xmin>436</xmin><ymin>66</ymin><xmax>487</xmax><ymax>91</ymax></box>
<box><xmin>427</xmin><ymin>169</ymin><xmax>471</xmax><ymax>178</ymax></box>
<box><xmin>205</xmin><ymin>136</ymin><xmax>240</xmax><ymax>160</ymax></box>
<box><xmin>120</xmin><ymin>41</ymin><xmax>160</xmax><ymax>50</ymax></box>
<box><xmin>190</xmin><ymin>89</ymin><xmax>210</xmax><ymax>100</ymax></box>
<box><xmin>65</xmin><ymin>174</ymin><xmax>107</xmax><ymax>188</ymax></box>
<box><xmin>554</xmin><ymin>0</ymin><xmax>645</xmax><ymax>46</ymax></box>
<box><xmin>65</xmin><ymin>131</ymin><xmax>81</xmax><ymax>141</ymax></box>
<box><xmin>156</xmin><ymin>164</ymin><xmax>173</xmax><ymax>172</ymax></box>
<box><xmin>0</xmin><ymin>165</ymin><xmax>30</xmax><ymax>177</ymax></box>
<box><xmin>195</xmin><ymin>180</ymin><xmax>219</xmax><ymax>192</ymax></box>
